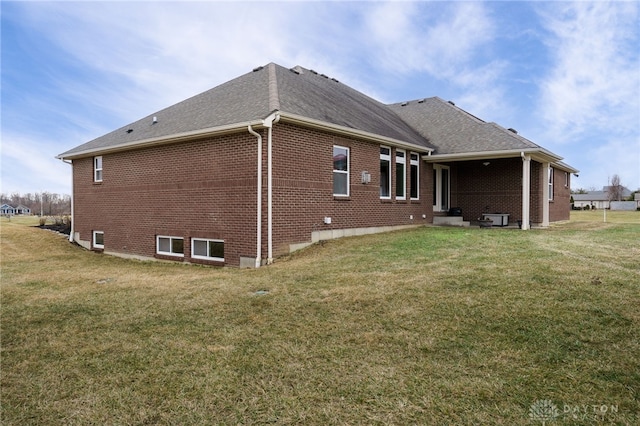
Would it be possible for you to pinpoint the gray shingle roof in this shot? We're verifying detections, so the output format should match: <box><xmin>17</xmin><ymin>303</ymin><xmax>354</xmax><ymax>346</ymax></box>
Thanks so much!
<box><xmin>388</xmin><ymin>97</ymin><xmax>543</xmax><ymax>155</ymax></box>
<box><xmin>57</xmin><ymin>62</ymin><xmax>577</xmax><ymax>174</ymax></box>
<box><xmin>59</xmin><ymin>63</ymin><xmax>431</xmax><ymax>158</ymax></box>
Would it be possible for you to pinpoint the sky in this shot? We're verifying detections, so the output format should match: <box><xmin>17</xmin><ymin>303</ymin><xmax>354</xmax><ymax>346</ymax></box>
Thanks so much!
<box><xmin>2</xmin><ymin>0</ymin><xmax>639</xmax><ymax>196</ymax></box>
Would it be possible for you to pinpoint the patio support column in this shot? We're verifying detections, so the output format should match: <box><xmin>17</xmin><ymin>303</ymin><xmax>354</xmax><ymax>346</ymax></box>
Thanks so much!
<box><xmin>541</xmin><ymin>162</ymin><xmax>550</xmax><ymax>227</ymax></box>
<box><xmin>521</xmin><ymin>153</ymin><xmax>531</xmax><ymax>230</ymax></box>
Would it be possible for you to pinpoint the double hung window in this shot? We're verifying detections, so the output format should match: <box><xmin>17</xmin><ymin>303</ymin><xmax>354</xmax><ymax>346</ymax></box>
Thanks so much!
<box><xmin>380</xmin><ymin>146</ymin><xmax>391</xmax><ymax>199</ymax></box>
<box><xmin>410</xmin><ymin>153</ymin><xmax>419</xmax><ymax>200</ymax></box>
<box><xmin>333</xmin><ymin>145</ymin><xmax>349</xmax><ymax>196</ymax></box>
<box><xmin>94</xmin><ymin>156</ymin><xmax>103</xmax><ymax>182</ymax></box>
<box><xmin>548</xmin><ymin>167</ymin><xmax>554</xmax><ymax>201</ymax></box>
<box><xmin>395</xmin><ymin>150</ymin><xmax>406</xmax><ymax>200</ymax></box>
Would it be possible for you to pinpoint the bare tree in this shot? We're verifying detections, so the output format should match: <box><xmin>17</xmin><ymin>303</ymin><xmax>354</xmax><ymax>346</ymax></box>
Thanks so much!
<box><xmin>608</xmin><ymin>174</ymin><xmax>624</xmax><ymax>202</ymax></box>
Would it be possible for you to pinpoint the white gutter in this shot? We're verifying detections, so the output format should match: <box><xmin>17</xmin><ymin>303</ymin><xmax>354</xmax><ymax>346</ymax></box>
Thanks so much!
<box><xmin>248</xmin><ymin>125</ymin><xmax>263</xmax><ymax>268</ymax></box>
<box><xmin>57</xmin><ymin>119</ymin><xmax>265</xmax><ymax>161</ymax></box>
<box><xmin>422</xmin><ymin>148</ymin><xmax>562</xmax><ymax>164</ymax></box>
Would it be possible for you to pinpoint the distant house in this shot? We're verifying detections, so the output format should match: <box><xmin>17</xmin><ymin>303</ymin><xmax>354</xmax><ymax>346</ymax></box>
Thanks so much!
<box><xmin>1</xmin><ymin>204</ymin><xmax>32</xmax><ymax>215</ymax></box>
<box><xmin>15</xmin><ymin>205</ymin><xmax>31</xmax><ymax>215</ymax></box>
<box><xmin>572</xmin><ymin>186</ymin><xmax>633</xmax><ymax>209</ymax></box>
<box><xmin>57</xmin><ymin>63</ymin><xmax>578</xmax><ymax>267</ymax></box>
<box><xmin>1</xmin><ymin>204</ymin><xmax>15</xmax><ymax>215</ymax></box>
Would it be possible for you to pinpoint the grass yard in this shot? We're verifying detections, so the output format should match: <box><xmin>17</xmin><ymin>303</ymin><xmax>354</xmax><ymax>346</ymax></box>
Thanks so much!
<box><xmin>1</xmin><ymin>214</ymin><xmax>639</xmax><ymax>425</ymax></box>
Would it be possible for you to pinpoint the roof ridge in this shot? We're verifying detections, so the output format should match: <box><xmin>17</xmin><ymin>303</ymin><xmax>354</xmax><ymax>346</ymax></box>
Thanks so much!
<box><xmin>268</xmin><ymin>63</ymin><xmax>280</xmax><ymax>112</ymax></box>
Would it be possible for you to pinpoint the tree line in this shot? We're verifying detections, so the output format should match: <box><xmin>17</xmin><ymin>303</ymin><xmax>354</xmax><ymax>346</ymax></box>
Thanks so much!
<box><xmin>1</xmin><ymin>192</ymin><xmax>71</xmax><ymax>216</ymax></box>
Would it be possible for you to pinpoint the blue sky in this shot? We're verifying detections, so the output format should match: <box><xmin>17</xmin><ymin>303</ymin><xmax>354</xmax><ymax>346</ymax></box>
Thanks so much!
<box><xmin>2</xmin><ymin>1</ymin><xmax>639</xmax><ymax>195</ymax></box>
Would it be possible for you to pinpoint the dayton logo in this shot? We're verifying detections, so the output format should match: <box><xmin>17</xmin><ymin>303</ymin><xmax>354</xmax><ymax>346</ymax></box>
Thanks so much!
<box><xmin>529</xmin><ymin>399</ymin><xmax>560</xmax><ymax>425</ymax></box>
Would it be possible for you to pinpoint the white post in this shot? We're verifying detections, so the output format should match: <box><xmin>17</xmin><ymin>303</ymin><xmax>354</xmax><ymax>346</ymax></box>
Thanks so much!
<box><xmin>542</xmin><ymin>162</ymin><xmax>550</xmax><ymax>227</ymax></box>
<box><xmin>521</xmin><ymin>154</ymin><xmax>531</xmax><ymax>230</ymax></box>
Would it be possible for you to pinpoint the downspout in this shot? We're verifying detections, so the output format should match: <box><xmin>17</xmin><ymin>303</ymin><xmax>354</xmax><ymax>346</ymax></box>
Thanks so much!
<box><xmin>248</xmin><ymin>125</ymin><xmax>262</xmax><ymax>268</ymax></box>
<box><xmin>521</xmin><ymin>151</ymin><xmax>531</xmax><ymax>230</ymax></box>
<box><xmin>63</xmin><ymin>159</ymin><xmax>74</xmax><ymax>242</ymax></box>
<box><xmin>266</xmin><ymin>113</ymin><xmax>280</xmax><ymax>264</ymax></box>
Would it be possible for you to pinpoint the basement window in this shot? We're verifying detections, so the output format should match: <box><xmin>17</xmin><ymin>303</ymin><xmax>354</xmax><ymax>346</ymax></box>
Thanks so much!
<box><xmin>156</xmin><ymin>235</ymin><xmax>184</xmax><ymax>257</ymax></box>
<box><xmin>93</xmin><ymin>231</ymin><xmax>104</xmax><ymax>249</ymax></box>
<box><xmin>191</xmin><ymin>238</ymin><xmax>224</xmax><ymax>262</ymax></box>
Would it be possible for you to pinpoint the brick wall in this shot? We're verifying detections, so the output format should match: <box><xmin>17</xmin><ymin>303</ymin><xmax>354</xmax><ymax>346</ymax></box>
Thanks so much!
<box><xmin>549</xmin><ymin>167</ymin><xmax>572</xmax><ymax>221</ymax></box>
<box><xmin>72</xmin><ymin>123</ymin><xmax>570</xmax><ymax>267</ymax></box>
<box><xmin>452</xmin><ymin>158</ymin><xmax>524</xmax><ymax>223</ymax></box>
<box><xmin>73</xmin><ymin>132</ymin><xmax>260</xmax><ymax>267</ymax></box>
<box><xmin>72</xmin><ymin>123</ymin><xmax>433</xmax><ymax>267</ymax></box>
<box><xmin>445</xmin><ymin>157</ymin><xmax>570</xmax><ymax>224</ymax></box>
<box><xmin>269</xmin><ymin>124</ymin><xmax>432</xmax><ymax>256</ymax></box>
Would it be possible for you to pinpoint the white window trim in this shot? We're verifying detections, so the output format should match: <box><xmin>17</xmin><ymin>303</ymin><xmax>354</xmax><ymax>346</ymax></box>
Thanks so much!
<box><xmin>433</xmin><ymin>164</ymin><xmax>450</xmax><ymax>212</ymax></box>
<box><xmin>333</xmin><ymin>145</ymin><xmax>350</xmax><ymax>197</ymax></box>
<box><xmin>396</xmin><ymin>149</ymin><xmax>406</xmax><ymax>200</ymax></box>
<box><xmin>94</xmin><ymin>156</ymin><xmax>103</xmax><ymax>182</ymax></box>
<box><xmin>191</xmin><ymin>238</ymin><xmax>224</xmax><ymax>262</ymax></box>
<box><xmin>93</xmin><ymin>231</ymin><xmax>104</xmax><ymax>249</ymax></box>
<box><xmin>410</xmin><ymin>152</ymin><xmax>419</xmax><ymax>200</ymax></box>
<box><xmin>156</xmin><ymin>235</ymin><xmax>184</xmax><ymax>257</ymax></box>
<box><xmin>380</xmin><ymin>146</ymin><xmax>391</xmax><ymax>200</ymax></box>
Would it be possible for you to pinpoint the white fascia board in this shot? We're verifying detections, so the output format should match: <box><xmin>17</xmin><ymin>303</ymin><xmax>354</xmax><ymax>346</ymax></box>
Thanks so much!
<box><xmin>278</xmin><ymin>112</ymin><xmax>433</xmax><ymax>154</ymax></box>
<box><xmin>422</xmin><ymin>148</ymin><xmax>563</xmax><ymax>164</ymax></box>
<box><xmin>57</xmin><ymin>119</ymin><xmax>265</xmax><ymax>160</ymax></box>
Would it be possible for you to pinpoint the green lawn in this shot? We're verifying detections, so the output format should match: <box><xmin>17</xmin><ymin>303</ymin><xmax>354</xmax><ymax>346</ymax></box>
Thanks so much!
<box><xmin>1</xmin><ymin>214</ymin><xmax>639</xmax><ymax>425</ymax></box>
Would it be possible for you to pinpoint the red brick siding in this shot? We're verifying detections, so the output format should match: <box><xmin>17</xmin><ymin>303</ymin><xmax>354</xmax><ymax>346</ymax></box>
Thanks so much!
<box><xmin>550</xmin><ymin>167</ymin><xmax>571</xmax><ymax>221</ymax></box>
<box><xmin>446</xmin><ymin>158</ymin><xmax>568</xmax><ymax>224</ymax></box>
<box><xmin>73</xmin><ymin>133</ymin><xmax>260</xmax><ymax>267</ymax></box>
<box><xmin>450</xmin><ymin>158</ymin><xmax>524</xmax><ymax>223</ymax></box>
<box><xmin>269</xmin><ymin>124</ymin><xmax>432</xmax><ymax>256</ymax></box>
<box><xmin>72</xmin><ymin>124</ymin><xmax>433</xmax><ymax>266</ymax></box>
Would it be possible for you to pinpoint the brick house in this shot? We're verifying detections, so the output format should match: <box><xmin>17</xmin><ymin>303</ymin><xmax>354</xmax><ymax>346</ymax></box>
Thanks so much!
<box><xmin>57</xmin><ymin>63</ymin><xmax>578</xmax><ymax>267</ymax></box>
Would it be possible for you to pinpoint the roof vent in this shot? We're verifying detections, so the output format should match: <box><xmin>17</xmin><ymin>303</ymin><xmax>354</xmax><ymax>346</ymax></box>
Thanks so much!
<box><xmin>401</xmin><ymin>102</ymin><xmax>408</xmax><ymax>106</ymax></box>
<box><xmin>320</xmin><ymin>73</ymin><xmax>329</xmax><ymax>79</ymax></box>
<box><xmin>290</xmin><ymin>66</ymin><xmax>303</xmax><ymax>75</ymax></box>
<box><xmin>126</xmin><ymin>129</ymin><xmax>133</xmax><ymax>133</ymax></box>
<box><xmin>418</xmin><ymin>98</ymin><xmax>425</xmax><ymax>103</ymax></box>
<box><xmin>508</xmin><ymin>128</ymin><xmax>518</xmax><ymax>134</ymax></box>
<box><xmin>331</xmin><ymin>78</ymin><xmax>339</xmax><ymax>83</ymax></box>
<box><xmin>447</xmin><ymin>101</ymin><xmax>455</xmax><ymax>106</ymax></box>
<box><xmin>252</xmin><ymin>66</ymin><xmax>264</xmax><ymax>72</ymax></box>
<box><xmin>309</xmin><ymin>69</ymin><xmax>318</xmax><ymax>75</ymax></box>
<box><xmin>152</xmin><ymin>116</ymin><xmax>158</xmax><ymax>124</ymax></box>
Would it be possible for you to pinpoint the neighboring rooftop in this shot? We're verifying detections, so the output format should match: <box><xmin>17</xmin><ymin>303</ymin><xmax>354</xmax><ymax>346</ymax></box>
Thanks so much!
<box><xmin>572</xmin><ymin>186</ymin><xmax>633</xmax><ymax>202</ymax></box>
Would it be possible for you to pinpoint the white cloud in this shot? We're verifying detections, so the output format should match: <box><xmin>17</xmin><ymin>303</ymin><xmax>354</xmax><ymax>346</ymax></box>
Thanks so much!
<box><xmin>364</xmin><ymin>1</ymin><xmax>494</xmax><ymax>78</ymax></box>
<box><xmin>1</xmin><ymin>133</ymin><xmax>72</xmax><ymax>195</ymax></box>
<box><xmin>537</xmin><ymin>1</ymin><xmax>640</xmax><ymax>142</ymax></box>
